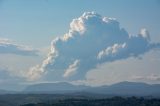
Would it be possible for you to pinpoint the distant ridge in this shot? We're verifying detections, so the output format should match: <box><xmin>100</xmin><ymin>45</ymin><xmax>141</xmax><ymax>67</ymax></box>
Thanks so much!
<box><xmin>88</xmin><ymin>81</ymin><xmax>160</xmax><ymax>96</ymax></box>
<box><xmin>1</xmin><ymin>81</ymin><xmax>160</xmax><ymax>97</ymax></box>
<box><xmin>0</xmin><ymin>89</ymin><xmax>16</xmax><ymax>94</ymax></box>
<box><xmin>24</xmin><ymin>82</ymin><xmax>89</xmax><ymax>93</ymax></box>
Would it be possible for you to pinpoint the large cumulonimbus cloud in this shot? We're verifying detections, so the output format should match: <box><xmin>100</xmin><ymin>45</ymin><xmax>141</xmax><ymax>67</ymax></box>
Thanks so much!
<box><xmin>0</xmin><ymin>38</ymin><xmax>38</xmax><ymax>56</ymax></box>
<box><xmin>28</xmin><ymin>12</ymin><xmax>160</xmax><ymax>81</ymax></box>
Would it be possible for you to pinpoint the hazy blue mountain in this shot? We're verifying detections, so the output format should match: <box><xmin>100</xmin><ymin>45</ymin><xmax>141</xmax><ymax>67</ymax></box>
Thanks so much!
<box><xmin>0</xmin><ymin>81</ymin><xmax>158</xmax><ymax>96</ymax></box>
<box><xmin>0</xmin><ymin>89</ymin><xmax>8</xmax><ymax>94</ymax></box>
<box><xmin>87</xmin><ymin>81</ymin><xmax>160</xmax><ymax>97</ymax></box>
<box><xmin>0</xmin><ymin>89</ymin><xmax>17</xmax><ymax>94</ymax></box>
<box><xmin>3</xmin><ymin>81</ymin><xmax>159</xmax><ymax>97</ymax></box>
<box><xmin>24</xmin><ymin>82</ymin><xmax>90</xmax><ymax>93</ymax></box>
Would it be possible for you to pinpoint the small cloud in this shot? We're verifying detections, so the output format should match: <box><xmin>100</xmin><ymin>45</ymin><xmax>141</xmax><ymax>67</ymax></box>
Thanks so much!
<box><xmin>139</xmin><ymin>28</ymin><xmax>150</xmax><ymax>41</ymax></box>
<box><xmin>0</xmin><ymin>38</ymin><xmax>39</xmax><ymax>56</ymax></box>
<box><xmin>63</xmin><ymin>60</ymin><xmax>80</xmax><ymax>78</ymax></box>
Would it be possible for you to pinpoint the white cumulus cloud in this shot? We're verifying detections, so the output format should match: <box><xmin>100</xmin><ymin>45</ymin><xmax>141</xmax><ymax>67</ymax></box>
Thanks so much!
<box><xmin>27</xmin><ymin>12</ymin><xmax>160</xmax><ymax>81</ymax></box>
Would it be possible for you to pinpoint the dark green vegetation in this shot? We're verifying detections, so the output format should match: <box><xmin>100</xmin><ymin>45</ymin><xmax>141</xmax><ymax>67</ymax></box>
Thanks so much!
<box><xmin>0</xmin><ymin>94</ymin><xmax>160</xmax><ymax>106</ymax></box>
<box><xmin>0</xmin><ymin>94</ymin><xmax>104</xmax><ymax>106</ymax></box>
<box><xmin>21</xmin><ymin>97</ymin><xmax>160</xmax><ymax>106</ymax></box>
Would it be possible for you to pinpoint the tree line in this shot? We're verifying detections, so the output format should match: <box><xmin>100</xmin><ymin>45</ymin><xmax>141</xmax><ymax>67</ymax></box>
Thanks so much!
<box><xmin>21</xmin><ymin>96</ymin><xmax>160</xmax><ymax>106</ymax></box>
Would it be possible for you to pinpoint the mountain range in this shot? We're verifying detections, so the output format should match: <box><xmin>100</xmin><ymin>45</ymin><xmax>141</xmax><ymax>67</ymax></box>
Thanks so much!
<box><xmin>1</xmin><ymin>81</ymin><xmax>160</xmax><ymax>97</ymax></box>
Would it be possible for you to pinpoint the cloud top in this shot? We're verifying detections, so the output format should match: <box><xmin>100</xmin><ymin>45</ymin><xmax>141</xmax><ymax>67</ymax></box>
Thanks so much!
<box><xmin>28</xmin><ymin>12</ymin><xmax>160</xmax><ymax>81</ymax></box>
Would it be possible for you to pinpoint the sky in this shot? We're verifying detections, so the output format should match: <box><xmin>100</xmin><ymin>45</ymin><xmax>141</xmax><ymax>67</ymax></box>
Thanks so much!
<box><xmin>0</xmin><ymin>0</ymin><xmax>160</xmax><ymax>90</ymax></box>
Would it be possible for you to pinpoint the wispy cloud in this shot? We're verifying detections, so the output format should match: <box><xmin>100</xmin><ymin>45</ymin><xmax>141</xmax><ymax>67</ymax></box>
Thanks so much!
<box><xmin>131</xmin><ymin>74</ymin><xmax>160</xmax><ymax>81</ymax></box>
<box><xmin>0</xmin><ymin>38</ymin><xmax>39</xmax><ymax>56</ymax></box>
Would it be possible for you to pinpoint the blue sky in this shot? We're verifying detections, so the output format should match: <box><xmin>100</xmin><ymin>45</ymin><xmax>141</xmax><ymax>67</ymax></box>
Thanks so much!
<box><xmin>0</xmin><ymin>0</ymin><xmax>160</xmax><ymax>90</ymax></box>
<box><xmin>0</xmin><ymin>0</ymin><xmax>160</xmax><ymax>47</ymax></box>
